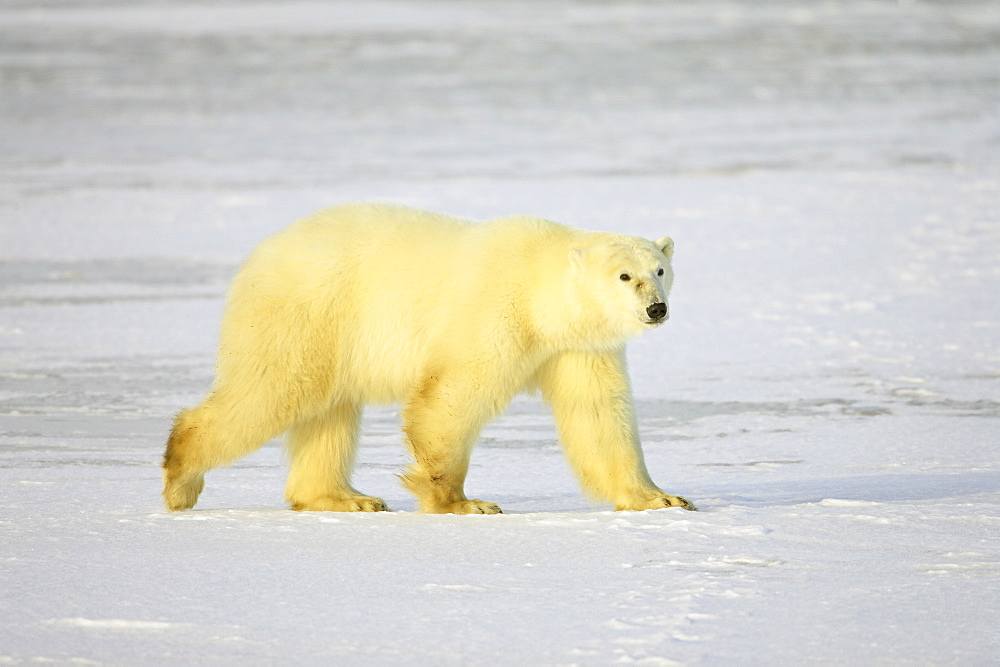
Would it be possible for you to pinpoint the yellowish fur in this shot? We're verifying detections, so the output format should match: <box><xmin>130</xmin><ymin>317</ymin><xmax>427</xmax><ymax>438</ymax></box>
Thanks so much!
<box><xmin>162</xmin><ymin>203</ymin><xmax>694</xmax><ymax>513</ymax></box>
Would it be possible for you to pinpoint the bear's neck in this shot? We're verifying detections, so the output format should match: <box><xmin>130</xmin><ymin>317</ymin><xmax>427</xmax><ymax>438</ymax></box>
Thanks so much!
<box><xmin>527</xmin><ymin>258</ymin><xmax>626</xmax><ymax>355</ymax></box>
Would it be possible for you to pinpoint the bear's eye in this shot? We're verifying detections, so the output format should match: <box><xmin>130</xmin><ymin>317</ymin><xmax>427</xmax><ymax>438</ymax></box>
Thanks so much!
<box><xmin>619</xmin><ymin>273</ymin><xmax>631</xmax><ymax>282</ymax></box>
<box><xmin>657</xmin><ymin>268</ymin><xmax>664</xmax><ymax>276</ymax></box>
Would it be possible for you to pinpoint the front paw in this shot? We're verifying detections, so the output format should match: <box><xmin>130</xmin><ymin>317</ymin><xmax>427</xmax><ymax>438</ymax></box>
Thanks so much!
<box><xmin>291</xmin><ymin>495</ymin><xmax>389</xmax><ymax>512</ymax></box>
<box><xmin>620</xmin><ymin>494</ymin><xmax>697</xmax><ymax>512</ymax></box>
<box><xmin>440</xmin><ymin>499</ymin><xmax>503</xmax><ymax>515</ymax></box>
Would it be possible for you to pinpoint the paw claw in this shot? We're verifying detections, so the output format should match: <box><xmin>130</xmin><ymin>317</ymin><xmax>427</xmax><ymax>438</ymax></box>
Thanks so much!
<box><xmin>660</xmin><ymin>495</ymin><xmax>696</xmax><ymax>511</ymax></box>
<box><xmin>674</xmin><ymin>496</ymin><xmax>697</xmax><ymax>511</ymax></box>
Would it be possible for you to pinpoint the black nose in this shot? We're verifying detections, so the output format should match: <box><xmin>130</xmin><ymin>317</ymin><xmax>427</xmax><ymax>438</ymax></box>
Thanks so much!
<box><xmin>646</xmin><ymin>302</ymin><xmax>668</xmax><ymax>321</ymax></box>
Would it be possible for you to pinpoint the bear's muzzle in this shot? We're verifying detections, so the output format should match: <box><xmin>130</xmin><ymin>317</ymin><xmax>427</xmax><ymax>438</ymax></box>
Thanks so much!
<box><xmin>645</xmin><ymin>302</ymin><xmax>668</xmax><ymax>323</ymax></box>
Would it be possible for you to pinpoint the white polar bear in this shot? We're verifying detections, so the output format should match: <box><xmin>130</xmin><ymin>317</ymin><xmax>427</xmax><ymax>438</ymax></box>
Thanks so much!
<box><xmin>162</xmin><ymin>203</ymin><xmax>694</xmax><ymax>514</ymax></box>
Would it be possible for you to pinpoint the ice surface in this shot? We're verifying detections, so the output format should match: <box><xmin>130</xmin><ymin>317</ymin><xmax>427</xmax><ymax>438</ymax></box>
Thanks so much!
<box><xmin>1</xmin><ymin>1</ymin><xmax>998</xmax><ymax>664</ymax></box>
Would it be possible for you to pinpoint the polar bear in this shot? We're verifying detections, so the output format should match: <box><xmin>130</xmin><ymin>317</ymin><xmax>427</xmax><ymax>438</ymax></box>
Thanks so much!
<box><xmin>162</xmin><ymin>203</ymin><xmax>694</xmax><ymax>514</ymax></box>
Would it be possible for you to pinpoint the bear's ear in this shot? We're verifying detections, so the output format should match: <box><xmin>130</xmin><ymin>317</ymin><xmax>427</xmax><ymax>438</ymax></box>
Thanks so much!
<box><xmin>654</xmin><ymin>236</ymin><xmax>674</xmax><ymax>260</ymax></box>
<box><xmin>568</xmin><ymin>247</ymin><xmax>586</xmax><ymax>271</ymax></box>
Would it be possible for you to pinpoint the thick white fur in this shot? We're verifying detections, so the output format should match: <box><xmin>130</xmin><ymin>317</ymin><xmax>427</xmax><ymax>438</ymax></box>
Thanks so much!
<box><xmin>162</xmin><ymin>203</ymin><xmax>694</xmax><ymax>513</ymax></box>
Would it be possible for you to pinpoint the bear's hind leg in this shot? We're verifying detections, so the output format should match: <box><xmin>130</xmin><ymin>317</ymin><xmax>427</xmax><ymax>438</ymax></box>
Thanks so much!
<box><xmin>162</xmin><ymin>406</ymin><xmax>207</xmax><ymax>511</ymax></box>
<box><xmin>285</xmin><ymin>402</ymin><xmax>388</xmax><ymax>512</ymax></box>
<box><xmin>162</xmin><ymin>392</ymin><xmax>290</xmax><ymax>511</ymax></box>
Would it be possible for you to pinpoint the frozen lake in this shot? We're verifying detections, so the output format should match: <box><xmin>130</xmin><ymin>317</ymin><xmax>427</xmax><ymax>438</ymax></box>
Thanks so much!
<box><xmin>1</xmin><ymin>1</ymin><xmax>998</xmax><ymax>663</ymax></box>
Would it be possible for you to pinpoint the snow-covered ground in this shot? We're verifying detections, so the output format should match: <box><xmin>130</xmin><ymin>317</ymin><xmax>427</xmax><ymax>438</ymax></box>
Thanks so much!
<box><xmin>1</xmin><ymin>1</ymin><xmax>998</xmax><ymax>663</ymax></box>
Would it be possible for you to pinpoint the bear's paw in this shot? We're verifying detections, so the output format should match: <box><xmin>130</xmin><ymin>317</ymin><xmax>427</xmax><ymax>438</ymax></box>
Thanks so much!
<box><xmin>291</xmin><ymin>495</ymin><xmax>389</xmax><ymax>512</ymax></box>
<box><xmin>620</xmin><ymin>494</ymin><xmax>697</xmax><ymax>512</ymax></box>
<box><xmin>441</xmin><ymin>499</ymin><xmax>503</xmax><ymax>515</ymax></box>
<box><xmin>162</xmin><ymin>472</ymin><xmax>205</xmax><ymax>512</ymax></box>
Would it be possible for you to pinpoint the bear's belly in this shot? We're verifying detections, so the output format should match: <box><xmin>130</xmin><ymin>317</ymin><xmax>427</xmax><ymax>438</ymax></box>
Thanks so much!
<box><xmin>334</xmin><ymin>324</ymin><xmax>429</xmax><ymax>405</ymax></box>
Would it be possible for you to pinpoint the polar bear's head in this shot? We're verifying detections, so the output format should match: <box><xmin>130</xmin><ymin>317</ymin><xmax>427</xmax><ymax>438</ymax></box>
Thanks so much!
<box><xmin>569</xmin><ymin>233</ymin><xmax>675</xmax><ymax>343</ymax></box>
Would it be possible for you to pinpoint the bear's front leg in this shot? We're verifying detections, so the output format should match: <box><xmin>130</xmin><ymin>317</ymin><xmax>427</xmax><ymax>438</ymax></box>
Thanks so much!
<box><xmin>617</xmin><ymin>494</ymin><xmax>697</xmax><ymax>512</ymax></box>
<box><xmin>400</xmin><ymin>372</ymin><xmax>503</xmax><ymax>514</ymax></box>
<box><xmin>537</xmin><ymin>348</ymin><xmax>696</xmax><ymax>512</ymax></box>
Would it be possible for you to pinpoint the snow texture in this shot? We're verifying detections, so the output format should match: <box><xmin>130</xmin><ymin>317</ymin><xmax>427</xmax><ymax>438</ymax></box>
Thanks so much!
<box><xmin>1</xmin><ymin>0</ymin><xmax>998</xmax><ymax>663</ymax></box>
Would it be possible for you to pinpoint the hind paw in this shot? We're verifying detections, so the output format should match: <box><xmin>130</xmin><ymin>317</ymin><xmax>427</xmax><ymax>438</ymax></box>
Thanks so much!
<box><xmin>162</xmin><ymin>472</ymin><xmax>204</xmax><ymax>511</ymax></box>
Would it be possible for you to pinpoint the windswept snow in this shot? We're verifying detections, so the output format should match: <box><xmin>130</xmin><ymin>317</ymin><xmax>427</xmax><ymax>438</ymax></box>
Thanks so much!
<box><xmin>1</xmin><ymin>1</ymin><xmax>998</xmax><ymax>664</ymax></box>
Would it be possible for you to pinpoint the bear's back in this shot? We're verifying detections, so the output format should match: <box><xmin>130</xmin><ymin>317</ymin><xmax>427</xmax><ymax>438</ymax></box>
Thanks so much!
<box><xmin>283</xmin><ymin>203</ymin><xmax>573</xmax><ymax>287</ymax></box>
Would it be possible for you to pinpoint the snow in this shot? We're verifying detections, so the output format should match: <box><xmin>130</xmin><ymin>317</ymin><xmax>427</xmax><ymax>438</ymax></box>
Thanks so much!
<box><xmin>1</xmin><ymin>0</ymin><xmax>998</xmax><ymax>663</ymax></box>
